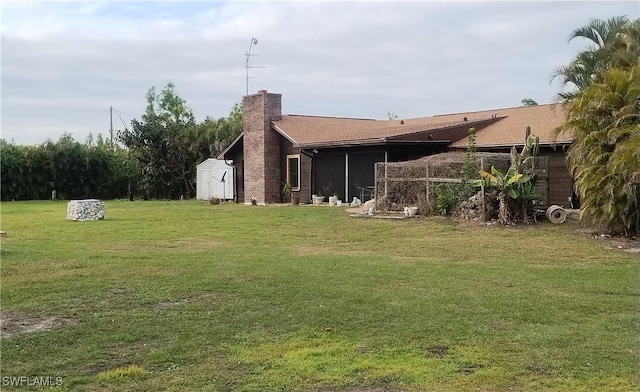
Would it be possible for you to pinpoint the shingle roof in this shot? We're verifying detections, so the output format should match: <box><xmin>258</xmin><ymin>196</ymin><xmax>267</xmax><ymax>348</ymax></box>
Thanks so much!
<box><xmin>272</xmin><ymin>103</ymin><xmax>571</xmax><ymax>148</ymax></box>
<box><xmin>446</xmin><ymin>104</ymin><xmax>571</xmax><ymax>147</ymax></box>
<box><xmin>272</xmin><ymin>115</ymin><xmax>495</xmax><ymax>147</ymax></box>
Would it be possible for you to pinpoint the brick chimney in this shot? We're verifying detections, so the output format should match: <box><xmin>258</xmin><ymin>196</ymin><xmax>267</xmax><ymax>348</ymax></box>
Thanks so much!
<box><xmin>242</xmin><ymin>90</ymin><xmax>282</xmax><ymax>204</ymax></box>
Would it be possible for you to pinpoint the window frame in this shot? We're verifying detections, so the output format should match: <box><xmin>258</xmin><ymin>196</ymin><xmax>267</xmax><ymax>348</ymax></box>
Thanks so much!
<box><xmin>286</xmin><ymin>154</ymin><xmax>301</xmax><ymax>192</ymax></box>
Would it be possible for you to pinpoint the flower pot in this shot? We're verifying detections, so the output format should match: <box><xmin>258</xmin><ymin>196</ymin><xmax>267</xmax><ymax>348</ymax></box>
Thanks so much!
<box><xmin>336</xmin><ymin>200</ymin><xmax>342</xmax><ymax>207</ymax></box>
<box><xmin>313</xmin><ymin>195</ymin><xmax>325</xmax><ymax>205</ymax></box>
<box><xmin>291</xmin><ymin>196</ymin><xmax>300</xmax><ymax>205</ymax></box>
<box><xmin>404</xmin><ymin>206</ymin><xmax>419</xmax><ymax>217</ymax></box>
<box><xmin>328</xmin><ymin>196</ymin><xmax>337</xmax><ymax>206</ymax></box>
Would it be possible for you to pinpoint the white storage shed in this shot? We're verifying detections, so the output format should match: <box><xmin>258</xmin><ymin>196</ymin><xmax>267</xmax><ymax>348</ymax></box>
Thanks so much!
<box><xmin>196</xmin><ymin>159</ymin><xmax>235</xmax><ymax>201</ymax></box>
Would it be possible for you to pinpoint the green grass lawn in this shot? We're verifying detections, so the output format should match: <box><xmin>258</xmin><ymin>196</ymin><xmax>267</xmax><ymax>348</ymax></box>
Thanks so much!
<box><xmin>0</xmin><ymin>200</ymin><xmax>638</xmax><ymax>391</ymax></box>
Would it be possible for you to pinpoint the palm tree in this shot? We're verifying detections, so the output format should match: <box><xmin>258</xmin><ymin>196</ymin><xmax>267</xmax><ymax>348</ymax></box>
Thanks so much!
<box><xmin>552</xmin><ymin>16</ymin><xmax>635</xmax><ymax>100</ymax></box>
<box><xmin>552</xmin><ymin>17</ymin><xmax>640</xmax><ymax>236</ymax></box>
<box><xmin>558</xmin><ymin>66</ymin><xmax>640</xmax><ymax>236</ymax></box>
<box><xmin>614</xmin><ymin>18</ymin><xmax>640</xmax><ymax>69</ymax></box>
<box><xmin>569</xmin><ymin>16</ymin><xmax>629</xmax><ymax>49</ymax></box>
<box><xmin>552</xmin><ymin>51</ymin><xmax>600</xmax><ymax>100</ymax></box>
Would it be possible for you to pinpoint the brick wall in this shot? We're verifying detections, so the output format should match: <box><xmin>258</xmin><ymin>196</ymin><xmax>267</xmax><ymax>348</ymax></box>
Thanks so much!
<box><xmin>242</xmin><ymin>90</ymin><xmax>282</xmax><ymax>204</ymax></box>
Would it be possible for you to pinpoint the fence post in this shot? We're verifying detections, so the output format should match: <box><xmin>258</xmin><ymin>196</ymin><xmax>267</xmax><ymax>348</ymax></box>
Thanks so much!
<box><xmin>384</xmin><ymin>162</ymin><xmax>388</xmax><ymax>198</ymax></box>
<box><xmin>426</xmin><ymin>163</ymin><xmax>430</xmax><ymax>209</ymax></box>
<box><xmin>374</xmin><ymin>163</ymin><xmax>379</xmax><ymax>210</ymax></box>
<box><xmin>480</xmin><ymin>157</ymin><xmax>485</xmax><ymax>223</ymax></box>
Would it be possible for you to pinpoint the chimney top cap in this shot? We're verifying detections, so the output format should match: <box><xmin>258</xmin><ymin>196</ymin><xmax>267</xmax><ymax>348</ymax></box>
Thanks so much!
<box><xmin>258</xmin><ymin>89</ymin><xmax>267</xmax><ymax>94</ymax></box>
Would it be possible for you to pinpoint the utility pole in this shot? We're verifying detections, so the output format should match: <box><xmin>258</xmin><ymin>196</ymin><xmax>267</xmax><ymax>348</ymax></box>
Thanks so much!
<box><xmin>109</xmin><ymin>106</ymin><xmax>114</xmax><ymax>150</ymax></box>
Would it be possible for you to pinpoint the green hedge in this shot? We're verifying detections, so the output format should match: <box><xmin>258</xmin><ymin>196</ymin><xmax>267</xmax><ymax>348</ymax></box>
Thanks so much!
<box><xmin>0</xmin><ymin>135</ymin><xmax>135</xmax><ymax>201</ymax></box>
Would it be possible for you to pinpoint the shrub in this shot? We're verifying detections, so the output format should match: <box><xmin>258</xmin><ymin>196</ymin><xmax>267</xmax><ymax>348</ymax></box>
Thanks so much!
<box><xmin>435</xmin><ymin>184</ymin><xmax>458</xmax><ymax>216</ymax></box>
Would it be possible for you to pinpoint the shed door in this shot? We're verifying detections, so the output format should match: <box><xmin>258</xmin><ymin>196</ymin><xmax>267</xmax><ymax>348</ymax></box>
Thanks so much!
<box><xmin>198</xmin><ymin>169</ymin><xmax>212</xmax><ymax>200</ymax></box>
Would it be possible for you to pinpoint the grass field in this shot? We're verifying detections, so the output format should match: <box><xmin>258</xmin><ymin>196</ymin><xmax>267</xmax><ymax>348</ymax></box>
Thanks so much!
<box><xmin>0</xmin><ymin>200</ymin><xmax>638</xmax><ymax>391</ymax></box>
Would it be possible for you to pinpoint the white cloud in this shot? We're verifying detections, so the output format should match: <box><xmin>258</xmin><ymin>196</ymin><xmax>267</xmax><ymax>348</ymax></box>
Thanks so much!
<box><xmin>1</xmin><ymin>0</ymin><xmax>638</xmax><ymax>144</ymax></box>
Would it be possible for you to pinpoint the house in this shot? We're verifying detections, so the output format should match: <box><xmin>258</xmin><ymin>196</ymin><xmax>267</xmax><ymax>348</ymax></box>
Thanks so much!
<box><xmin>447</xmin><ymin>104</ymin><xmax>574</xmax><ymax>207</ymax></box>
<box><xmin>219</xmin><ymin>90</ymin><xmax>574</xmax><ymax>207</ymax></box>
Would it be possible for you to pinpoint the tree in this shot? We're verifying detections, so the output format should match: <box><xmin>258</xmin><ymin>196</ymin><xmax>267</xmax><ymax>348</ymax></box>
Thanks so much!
<box><xmin>118</xmin><ymin>82</ymin><xmax>243</xmax><ymax>199</ymax></box>
<box><xmin>569</xmin><ymin>16</ymin><xmax>638</xmax><ymax>69</ymax></box>
<box><xmin>556</xmin><ymin>67</ymin><xmax>640</xmax><ymax>236</ymax></box>
<box><xmin>119</xmin><ymin>82</ymin><xmax>196</xmax><ymax>198</ymax></box>
<box><xmin>521</xmin><ymin>98</ymin><xmax>538</xmax><ymax>106</ymax></box>
<box><xmin>553</xmin><ymin>17</ymin><xmax>640</xmax><ymax>236</ymax></box>
<box><xmin>189</xmin><ymin>103</ymin><xmax>242</xmax><ymax>162</ymax></box>
<box><xmin>552</xmin><ymin>16</ymin><xmax>636</xmax><ymax>101</ymax></box>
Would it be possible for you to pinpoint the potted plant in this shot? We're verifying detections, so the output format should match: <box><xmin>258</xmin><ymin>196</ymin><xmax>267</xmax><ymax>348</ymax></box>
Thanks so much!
<box><xmin>328</xmin><ymin>192</ymin><xmax>339</xmax><ymax>206</ymax></box>
<box><xmin>314</xmin><ymin>183</ymin><xmax>333</xmax><ymax>205</ymax></box>
<box><xmin>282</xmin><ymin>181</ymin><xmax>292</xmax><ymax>203</ymax></box>
<box><xmin>283</xmin><ymin>181</ymin><xmax>301</xmax><ymax>205</ymax></box>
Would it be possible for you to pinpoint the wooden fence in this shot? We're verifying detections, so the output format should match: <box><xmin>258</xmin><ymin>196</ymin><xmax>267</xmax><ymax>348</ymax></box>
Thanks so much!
<box><xmin>374</xmin><ymin>154</ymin><xmax>551</xmax><ymax>217</ymax></box>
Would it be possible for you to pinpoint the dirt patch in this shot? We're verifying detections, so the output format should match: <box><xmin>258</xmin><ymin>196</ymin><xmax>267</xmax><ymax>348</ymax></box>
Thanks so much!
<box><xmin>599</xmin><ymin>237</ymin><xmax>640</xmax><ymax>253</ymax></box>
<box><xmin>576</xmin><ymin>228</ymin><xmax>640</xmax><ymax>253</ymax></box>
<box><xmin>355</xmin><ymin>345</ymin><xmax>368</xmax><ymax>354</ymax></box>
<box><xmin>86</xmin><ymin>338</ymin><xmax>156</xmax><ymax>375</ymax></box>
<box><xmin>526</xmin><ymin>362</ymin><xmax>550</xmax><ymax>376</ymax></box>
<box><xmin>109</xmin><ymin>287</ymin><xmax>128</xmax><ymax>295</ymax></box>
<box><xmin>461</xmin><ymin>365</ymin><xmax>480</xmax><ymax>376</ymax></box>
<box><xmin>426</xmin><ymin>345</ymin><xmax>450</xmax><ymax>358</ymax></box>
<box><xmin>345</xmin><ymin>206</ymin><xmax>408</xmax><ymax>220</ymax></box>
<box><xmin>0</xmin><ymin>311</ymin><xmax>77</xmax><ymax>339</ymax></box>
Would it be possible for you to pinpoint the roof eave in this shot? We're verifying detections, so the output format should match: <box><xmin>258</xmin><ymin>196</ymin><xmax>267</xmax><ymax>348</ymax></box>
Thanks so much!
<box><xmin>449</xmin><ymin>140</ymin><xmax>573</xmax><ymax>149</ymax></box>
<box><xmin>297</xmin><ymin>139</ymin><xmax>386</xmax><ymax>149</ymax></box>
<box><xmin>297</xmin><ymin>139</ymin><xmax>449</xmax><ymax>149</ymax></box>
<box><xmin>217</xmin><ymin>132</ymin><xmax>243</xmax><ymax>159</ymax></box>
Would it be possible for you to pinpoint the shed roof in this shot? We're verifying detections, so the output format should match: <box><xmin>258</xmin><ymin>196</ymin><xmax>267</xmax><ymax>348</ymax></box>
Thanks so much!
<box><xmin>196</xmin><ymin>158</ymin><xmax>234</xmax><ymax>169</ymax></box>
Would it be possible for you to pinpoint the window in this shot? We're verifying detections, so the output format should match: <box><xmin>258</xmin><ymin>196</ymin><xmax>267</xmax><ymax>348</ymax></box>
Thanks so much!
<box><xmin>287</xmin><ymin>155</ymin><xmax>300</xmax><ymax>191</ymax></box>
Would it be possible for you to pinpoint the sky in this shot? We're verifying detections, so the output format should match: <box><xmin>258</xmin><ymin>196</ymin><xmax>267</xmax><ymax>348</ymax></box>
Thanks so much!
<box><xmin>2</xmin><ymin>1</ymin><xmax>639</xmax><ymax>145</ymax></box>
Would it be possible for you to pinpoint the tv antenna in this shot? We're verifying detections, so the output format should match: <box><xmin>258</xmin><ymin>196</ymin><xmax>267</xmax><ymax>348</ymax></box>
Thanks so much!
<box><xmin>245</xmin><ymin>37</ymin><xmax>265</xmax><ymax>95</ymax></box>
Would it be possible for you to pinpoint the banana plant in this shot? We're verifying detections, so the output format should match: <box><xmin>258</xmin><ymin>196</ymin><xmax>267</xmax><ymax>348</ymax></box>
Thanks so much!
<box><xmin>474</xmin><ymin>165</ymin><xmax>536</xmax><ymax>224</ymax></box>
<box><xmin>472</xmin><ymin>125</ymin><xmax>542</xmax><ymax>224</ymax></box>
<box><xmin>475</xmin><ymin>166</ymin><xmax>531</xmax><ymax>199</ymax></box>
